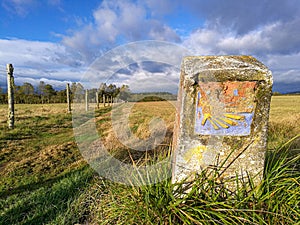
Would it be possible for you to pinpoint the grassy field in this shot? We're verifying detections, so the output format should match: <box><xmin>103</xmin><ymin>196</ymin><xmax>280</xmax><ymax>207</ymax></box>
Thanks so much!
<box><xmin>268</xmin><ymin>96</ymin><xmax>300</xmax><ymax>148</ymax></box>
<box><xmin>0</xmin><ymin>96</ymin><xmax>299</xmax><ymax>224</ymax></box>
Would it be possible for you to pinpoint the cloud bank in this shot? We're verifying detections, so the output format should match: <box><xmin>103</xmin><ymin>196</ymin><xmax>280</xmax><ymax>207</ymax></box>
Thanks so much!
<box><xmin>0</xmin><ymin>0</ymin><xmax>299</xmax><ymax>93</ymax></box>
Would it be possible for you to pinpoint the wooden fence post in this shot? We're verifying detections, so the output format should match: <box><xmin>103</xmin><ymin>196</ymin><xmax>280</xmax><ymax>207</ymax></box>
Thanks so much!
<box><xmin>85</xmin><ymin>89</ymin><xmax>89</xmax><ymax>111</ymax></box>
<box><xmin>7</xmin><ymin>64</ymin><xmax>14</xmax><ymax>129</ymax></box>
<box><xmin>106</xmin><ymin>95</ymin><xmax>109</xmax><ymax>106</ymax></box>
<box><xmin>103</xmin><ymin>94</ymin><xmax>106</xmax><ymax>107</ymax></box>
<box><xmin>66</xmin><ymin>83</ymin><xmax>71</xmax><ymax>113</ymax></box>
<box><xmin>96</xmin><ymin>91</ymin><xmax>99</xmax><ymax>109</ymax></box>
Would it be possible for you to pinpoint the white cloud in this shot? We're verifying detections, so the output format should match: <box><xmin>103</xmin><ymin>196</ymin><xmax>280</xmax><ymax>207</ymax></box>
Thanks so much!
<box><xmin>117</xmin><ymin>65</ymin><xmax>179</xmax><ymax>93</ymax></box>
<box><xmin>274</xmin><ymin>70</ymin><xmax>300</xmax><ymax>83</ymax></box>
<box><xmin>263</xmin><ymin>53</ymin><xmax>300</xmax><ymax>86</ymax></box>
<box><xmin>0</xmin><ymin>39</ymin><xmax>83</xmax><ymax>68</ymax></box>
<box><xmin>144</xmin><ymin>0</ymin><xmax>176</xmax><ymax>17</ymax></box>
<box><xmin>182</xmin><ymin>29</ymin><xmax>222</xmax><ymax>55</ymax></box>
<box><xmin>69</xmin><ymin>40</ymin><xmax>190</xmax><ymax>93</ymax></box>
<box><xmin>183</xmin><ymin>20</ymin><xmax>300</xmax><ymax>56</ymax></box>
<box><xmin>0</xmin><ymin>38</ymin><xmax>86</xmax><ymax>88</ymax></box>
<box><xmin>13</xmin><ymin>76</ymin><xmax>71</xmax><ymax>90</ymax></box>
<box><xmin>217</xmin><ymin>28</ymin><xmax>271</xmax><ymax>54</ymax></box>
<box><xmin>62</xmin><ymin>0</ymin><xmax>180</xmax><ymax>62</ymax></box>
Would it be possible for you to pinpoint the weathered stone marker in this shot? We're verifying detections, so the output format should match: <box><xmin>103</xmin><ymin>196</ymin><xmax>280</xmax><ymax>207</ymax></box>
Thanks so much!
<box><xmin>172</xmin><ymin>56</ymin><xmax>273</xmax><ymax>187</ymax></box>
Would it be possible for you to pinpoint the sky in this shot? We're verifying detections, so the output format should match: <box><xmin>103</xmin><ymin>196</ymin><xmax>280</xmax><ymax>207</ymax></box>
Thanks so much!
<box><xmin>0</xmin><ymin>0</ymin><xmax>300</xmax><ymax>93</ymax></box>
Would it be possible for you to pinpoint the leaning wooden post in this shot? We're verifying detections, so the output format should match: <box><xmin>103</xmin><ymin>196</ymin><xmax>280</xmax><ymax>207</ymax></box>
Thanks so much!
<box><xmin>7</xmin><ymin>64</ymin><xmax>14</xmax><ymax>129</ymax></box>
<box><xmin>96</xmin><ymin>91</ymin><xmax>99</xmax><ymax>109</ymax></box>
<box><xmin>85</xmin><ymin>89</ymin><xmax>89</xmax><ymax>111</ymax></box>
<box><xmin>66</xmin><ymin>83</ymin><xmax>71</xmax><ymax>113</ymax></box>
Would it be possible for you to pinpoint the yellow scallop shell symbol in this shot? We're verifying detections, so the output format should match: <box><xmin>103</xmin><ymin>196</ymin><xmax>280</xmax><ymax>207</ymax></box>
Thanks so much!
<box><xmin>201</xmin><ymin>113</ymin><xmax>245</xmax><ymax>130</ymax></box>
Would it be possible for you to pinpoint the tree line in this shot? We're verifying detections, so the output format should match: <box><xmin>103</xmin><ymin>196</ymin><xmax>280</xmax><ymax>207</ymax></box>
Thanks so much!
<box><xmin>0</xmin><ymin>81</ymin><xmax>131</xmax><ymax>104</ymax></box>
<box><xmin>0</xmin><ymin>80</ymin><xmax>177</xmax><ymax>104</ymax></box>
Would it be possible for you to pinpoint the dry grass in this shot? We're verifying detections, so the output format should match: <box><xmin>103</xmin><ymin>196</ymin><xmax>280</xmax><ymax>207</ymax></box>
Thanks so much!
<box><xmin>0</xmin><ymin>103</ymin><xmax>68</xmax><ymax>125</ymax></box>
<box><xmin>268</xmin><ymin>95</ymin><xmax>300</xmax><ymax>148</ymax></box>
<box><xmin>94</xmin><ymin>101</ymin><xmax>176</xmax><ymax>164</ymax></box>
<box><xmin>269</xmin><ymin>95</ymin><xmax>300</xmax><ymax>120</ymax></box>
<box><xmin>128</xmin><ymin>101</ymin><xmax>176</xmax><ymax>138</ymax></box>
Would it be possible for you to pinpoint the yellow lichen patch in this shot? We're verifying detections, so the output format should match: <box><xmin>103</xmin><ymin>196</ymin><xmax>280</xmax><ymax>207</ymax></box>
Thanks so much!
<box><xmin>184</xmin><ymin>145</ymin><xmax>207</xmax><ymax>163</ymax></box>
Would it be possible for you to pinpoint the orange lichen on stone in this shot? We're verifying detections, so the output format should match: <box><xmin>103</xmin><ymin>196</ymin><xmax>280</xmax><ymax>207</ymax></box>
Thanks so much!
<box><xmin>223</xmin><ymin>81</ymin><xmax>256</xmax><ymax>113</ymax></box>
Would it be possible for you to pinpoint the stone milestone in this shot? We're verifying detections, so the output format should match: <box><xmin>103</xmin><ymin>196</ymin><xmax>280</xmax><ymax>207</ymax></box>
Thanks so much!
<box><xmin>172</xmin><ymin>56</ymin><xmax>273</xmax><ymax>187</ymax></box>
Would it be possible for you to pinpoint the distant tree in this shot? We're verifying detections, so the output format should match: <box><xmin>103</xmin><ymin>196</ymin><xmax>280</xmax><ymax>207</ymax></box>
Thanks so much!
<box><xmin>0</xmin><ymin>94</ymin><xmax>6</xmax><ymax>104</ymax></box>
<box><xmin>106</xmin><ymin>84</ymin><xmax>118</xmax><ymax>104</ymax></box>
<box><xmin>1</xmin><ymin>81</ymin><xmax>131</xmax><ymax>105</ymax></box>
<box><xmin>273</xmin><ymin>91</ymin><xmax>282</xmax><ymax>96</ymax></box>
<box><xmin>88</xmin><ymin>88</ymin><xmax>97</xmax><ymax>103</ymax></box>
<box><xmin>14</xmin><ymin>85</ymin><xmax>23</xmax><ymax>103</ymax></box>
<box><xmin>119</xmin><ymin>84</ymin><xmax>130</xmax><ymax>101</ymax></box>
<box><xmin>20</xmin><ymin>82</ymin><xmax>35</xmax><ymax>103</ymax></box>
<box><xmin>20</xmin><ymin>82</ymin><xmax>34</xmax><ymax>95</ymax></box>
<box><xmin>71</xmin><ymin>82</ymin><xmax>84</xmax><ymax>103</ymax></box>
<box><xmin>56</xmin><ymin>89</ymin><xmax>67</xmax><ymax>103</ymax></box>
<box><xmin>44</xmin><ymin>84</ymin><xmax>56</xmax><ymax>103</ymax></box>
<box><xmin>98</xmin><ymin>83</ymin><xmax>107</xmax><ymax>103</ymax></box>
<box><xmin>38</xmin><ymin>81</ymin><xmax>46</xmax><ymax>103</ymax></box>
<box><xmin>0</xmin><ymin>87</ymin><xmax>6</xmax><ymax>104</ymax></box>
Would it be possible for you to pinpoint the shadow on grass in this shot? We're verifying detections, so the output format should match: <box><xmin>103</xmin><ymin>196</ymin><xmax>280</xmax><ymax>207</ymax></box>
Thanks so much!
<box><xmin>0</xmin><ymin>165</ymin><xmax>95</xmax><ymax>225</ymax></box>
<box><xmin>0</xmin><ymin>164</ymin><xmax>85</xmax><ymax>198</ymax></box>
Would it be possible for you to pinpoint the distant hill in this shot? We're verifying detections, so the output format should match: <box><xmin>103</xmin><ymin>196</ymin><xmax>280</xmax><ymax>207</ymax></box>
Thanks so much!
<box><xmin>273</xmin><ymin>91</ymin><xmax>300</xmax><ymax>96</ymax></box>
<box><xmin>284</xmin><ymin>91</ymin><xmax>300</xmax><ymax>95</ymax></box>
<box><xmin>128</xmin><ymin>92</ymin><xmax>177</xmax><ymax>102</ymax></box>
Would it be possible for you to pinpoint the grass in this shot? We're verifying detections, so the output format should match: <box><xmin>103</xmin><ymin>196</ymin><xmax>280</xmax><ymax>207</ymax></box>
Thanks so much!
<box><xmin>85</xmin><ymin>136</ymin><xmax>299</xmax><ymax>225</ymax></box>
<box><xmin>0</xmin><ymin>96</ymin><xmax>299</xmax><ymax>224</ymax></box>
<box><xmin>0</xmin><ymin>104</ymin><xmax>95</xmax><ymax>224</ymax></box>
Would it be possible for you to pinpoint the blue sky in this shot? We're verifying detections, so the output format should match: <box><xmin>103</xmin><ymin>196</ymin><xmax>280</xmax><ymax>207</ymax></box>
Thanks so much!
<box><xmin>0</xmin><ymin>0</ymin><xmax>300</xmax><ymax>93</ymax></box>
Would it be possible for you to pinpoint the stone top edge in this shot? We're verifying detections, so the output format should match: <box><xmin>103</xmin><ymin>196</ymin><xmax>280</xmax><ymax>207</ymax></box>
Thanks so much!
<box><xmin>183</xmin><ymin>55</ymin><xmax>269</xmax><ymax>71</ymax></box>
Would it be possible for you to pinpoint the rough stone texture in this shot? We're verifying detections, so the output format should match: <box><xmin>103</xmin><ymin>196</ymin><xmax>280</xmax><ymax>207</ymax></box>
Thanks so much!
<box><xmin>172</xmin><ymin>56</ymin><xmax>273</xmax><ymax>187</ymax></box>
